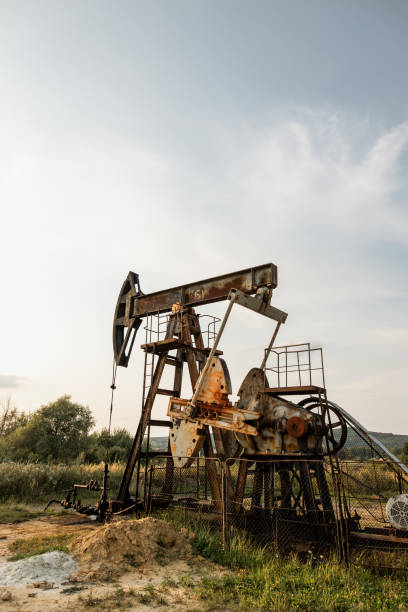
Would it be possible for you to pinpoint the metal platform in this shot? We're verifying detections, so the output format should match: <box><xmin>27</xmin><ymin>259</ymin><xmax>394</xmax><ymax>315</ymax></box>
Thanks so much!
<box><xmin>265</xmin><ymin>385</ymin><xmax>326</xmax><ymax>396</ymax></box>
<box><xmin>140</xmin><ymin>337</ymin><xmax>223</xmax><ymax>356</ymax></box>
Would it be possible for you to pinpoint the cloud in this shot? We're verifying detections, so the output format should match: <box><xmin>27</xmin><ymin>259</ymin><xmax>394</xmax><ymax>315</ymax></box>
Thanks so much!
<box><xmin>0</xmin><ymin>375</ymin><xmax>27</xmax><ymax>389</ymax></box>
<box><xmin>236</xmin><ymin>114</ymin><xmax>408</xmax><ymax>242</ymax></box>
<box><xmin>1</xmin><ymin>107</ymin><xmax>408</xmax><ymax>432</ymax></box>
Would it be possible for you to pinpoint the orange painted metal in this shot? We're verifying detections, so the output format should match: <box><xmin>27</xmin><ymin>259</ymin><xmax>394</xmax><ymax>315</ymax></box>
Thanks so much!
<box><xmin>168</xmin><ymin>397</ymin><xmax>260</xmax><ymax>436</ymax></box>
<box><xmin>286</xmin><ymin>416</ymin><xmax>307</xmax><ymax>438</ymax></box>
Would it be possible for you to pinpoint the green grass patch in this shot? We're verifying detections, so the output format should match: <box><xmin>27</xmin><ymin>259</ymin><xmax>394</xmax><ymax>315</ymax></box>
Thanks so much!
<box><xmin>0</xmin><ymin>504</ymin><xmax>40</xmax><ymax>524</ymax></box>
<box><xmin>0</xmin><ymin>503</ymin><xmax>63</xmax><ymax>523</ymax></box>
<box><xmin>155</xmin><ymin>508</ymin><xmax>408</xmax><ymax>611</ymax></box>
<box><xmin>195</xmin><ymin>558</ymin><xmax>408</xmax><ymax>611</ymax></box>
<box><xmin>8</xmin><ymin>532</ymin><xmax>78</xmax><ymax>561</ymax></box>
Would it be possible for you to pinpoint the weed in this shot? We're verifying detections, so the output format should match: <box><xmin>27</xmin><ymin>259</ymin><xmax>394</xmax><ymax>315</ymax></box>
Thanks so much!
<box><xmin>144</xmin><ymin>583</ymin><xmax>155</xmax><ymax>595</ymax></box>
<box><xmin>79</xmin><ymin>590</ymin><xmax>100</xmax><ymax>608</ymax></box>
<box><xmin>138</xmin><ymin>593</ymin><xmax>152</xmax><ymax>605</ymax></box>
<box><xmin>8</xmin><ymin>532</ymin><xmax>78</xmax><ymax>560</ymax></box>
<box><xmin>160</xmin><ymin>575</ymin><xmax>177</xmax><ymax>589</ymax></box>
<box><xmin>61</xmin><ymin>585</ymin><xmax>86</xmax><ymax>594</ymax></box>
<box><xmin>0</xmin><ymin>504</ymin><xmax>46</xmax><ymax>523</ymax></box>
<box><xmin>155</xmin><ymin>548</ymin><xmax>168</xmax><ymax>566</ymax></box>
<box><xmin>123</xmin><ymin>552</ymin><xmax>138</xmax><ymax>567</ymax></box>
<box><xmin>178</xmin><ymin>572</ymin><xmax>195</xmax><ymax>588</ymax></box>
<box><xmin>79</xmin><ymin>587</ymin><xmax>136</xmax><ymax>610</ymax></box>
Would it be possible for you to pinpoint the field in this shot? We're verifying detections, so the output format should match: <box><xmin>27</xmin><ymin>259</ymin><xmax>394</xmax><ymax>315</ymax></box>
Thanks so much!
<box><xmin>0</xmin><ymin>462</ymin><xmax>408</xmax><ymax>611</ymax></box>
<box><xmin>0</xmin><ymin>461</ymin><xmax>124</xmax><ymax>504</ymax></box>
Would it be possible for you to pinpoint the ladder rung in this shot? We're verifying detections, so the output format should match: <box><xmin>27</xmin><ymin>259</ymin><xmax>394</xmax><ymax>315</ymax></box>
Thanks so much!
<box><xmin>165</xmin><ymin>357</ymin><xmax>182</xmax><ymax>367</ymax></box>
<box><xmin>141</xmin><ymin>338</ymin><xmax>223</xmax><ymax>356</ymax></box>
<box><xmin>157</xmin><ymin>388</ymin><xmax>178</xmax><ymax>397</ymax></box>
<box><xmin>149</xmin><ymin>419</ymin><xmax>173</xmax><ymax>428</ymax></box>
<box><xmin>144</xmin><ymin>451</ymin><xmax>171</xmax><ymax>458</ymax></box>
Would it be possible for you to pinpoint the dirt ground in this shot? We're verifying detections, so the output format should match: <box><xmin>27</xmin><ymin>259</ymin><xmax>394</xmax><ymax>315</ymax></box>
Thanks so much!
<box><xmin>0</xmin><ymin>513</ymin><xmax>226</xmax><ymax>611</ymax></box>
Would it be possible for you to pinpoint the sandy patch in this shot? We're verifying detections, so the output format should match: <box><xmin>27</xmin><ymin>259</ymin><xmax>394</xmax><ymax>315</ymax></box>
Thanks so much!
<box><xmin>0</xmin><ymin>513</ymin><xmax>228</xmax><ymax>611</ymax></box>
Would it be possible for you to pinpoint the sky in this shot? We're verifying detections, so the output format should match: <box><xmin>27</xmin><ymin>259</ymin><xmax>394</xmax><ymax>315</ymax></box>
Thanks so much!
<box><xmin>0</xmin><ymin>0</ymin><xmax>407</xmax><ymax>435</ymax></box>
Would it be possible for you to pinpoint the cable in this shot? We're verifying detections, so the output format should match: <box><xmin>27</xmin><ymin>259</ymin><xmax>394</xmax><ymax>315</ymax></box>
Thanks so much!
<box><xmin>108</xmin><ymin>360</ymin><xmax>117</xmax><ymax>435</ymax></box>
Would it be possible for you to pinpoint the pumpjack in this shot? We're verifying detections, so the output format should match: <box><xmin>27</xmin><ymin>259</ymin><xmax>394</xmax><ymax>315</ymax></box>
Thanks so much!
<box><xmin>110</xmin><ymin>263</ymin><xmax>344</xmax><ymax>519</ymax></box>
<box><xmin>49</xmin><ymin>263</ymin><xmax>408</xmax><ymax>562</ymax></box>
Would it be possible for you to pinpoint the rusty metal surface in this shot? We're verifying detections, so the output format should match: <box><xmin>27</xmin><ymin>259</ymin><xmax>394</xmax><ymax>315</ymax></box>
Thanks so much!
<box><xmin>297</xmin><ymin>397</ymin><xmax>347</xmax><ymax>456</ymax></box>
<box><xmin>169</xmin><ymin>420</ymin><xmax>206</xmax><ymax>468</ymax></box>
<box><xmin>112</xmin><ymin>272</ymin><xmax>143</xmax><ymax>366</ymax></box>
<box><xmin>286</xmin><ymin>415</ymin><xmax>307</xmax><ymax>438</ymax></box>
<box><xmin>229</xmin><ymin>288</ymin><xmax>288</xmax><ymax>323</ymax></box>
<box><xmin>113</xmin><ymin>264</ymin><xmax>277</xmax><ymax>365</ymax></box>
<box><xmin>231</xmin><ymin>366</ymin><xmax>326</xmax><ymax>455</ymax></box>
<box><xmin>132</xmin><ymin>264</ymin><xmax>277</xmax><ymax>317</ymax></box>
<box><xmin>235</xmin><ymin>393</ymin><xmax>322</xmax><ymax>455</ymax></box>
<box><xmin>195</xmin><ymin>357</ymin><xmax>232</xmax><ymax>402</ymax></box>
<box><xmin>140</xmin><ymin>338</ymin><xmax>223</xmax><ymax>356</ymax></box>
<box><xmin>168</xmin><ymin>356</ymin><xmax>261</xmax><ymax>437</ymax></box>
<box><xmin>349</xmin><ymin>531</ymin><xmax>408</xmax><ymax>544</ymax></box>
<box><xmin>167</xmin><ymin>357</ymin><xmax>326</xmax><ymax>457</ymax></box>
<box><xmin>265</xmin><ymin>385</ymin><xmax>326</xmax><ymax>396</ymax></box>
<box><xmin>168</xmin><ymin>397</ymin><xmax>261</xmax><ymax>435</ymax></box>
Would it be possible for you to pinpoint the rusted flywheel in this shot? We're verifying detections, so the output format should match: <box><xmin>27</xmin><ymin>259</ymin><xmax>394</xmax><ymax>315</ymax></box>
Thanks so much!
<box><xmin>297</xmin><ymin>397</ymin><xmax>348</xmax><ymax>455</ymax></box>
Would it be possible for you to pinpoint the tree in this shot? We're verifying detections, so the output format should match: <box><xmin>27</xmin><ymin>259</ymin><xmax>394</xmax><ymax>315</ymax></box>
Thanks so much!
<box><xmin>94</xmin><ymin>428</ymin><xmax>133</xmax><ymax>463</ymax></box>
<box><xmin>6</xmin><ymin>395</ymin><xmax>94</xmax><ymax>462</ymax></box>
<box><xmin>401</xmin><ymin>442</ymin><xmax>408</xmax><ymax>464</ymax></box>
<box><xmin>0</xmin><ymin>397</ymin><xmax>28</xmax><ymax>437</ymax></box>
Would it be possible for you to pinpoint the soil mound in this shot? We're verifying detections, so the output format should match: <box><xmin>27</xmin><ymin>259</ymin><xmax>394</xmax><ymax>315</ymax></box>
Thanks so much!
<box><xmin>69</xmin><ymin>517</ymin><xmax>193</xmax><ymax>581</ymax></box>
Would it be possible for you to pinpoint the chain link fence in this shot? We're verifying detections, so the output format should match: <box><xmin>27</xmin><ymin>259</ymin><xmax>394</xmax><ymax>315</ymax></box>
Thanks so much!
<box><xmin>143</xmin><ymin>456</ymin><xmax>224</xmax><ymax>538</ymax></box>
<box><xmin>339</xmin><ymin>459</ymin><xmax>408</xmax><ymax>570</ymax></box>
<box><xmin>143</xmin><ymin>455</ymin><xmax>408</xmax><ymax>571</ymax></box>
<box><xmin>223</xmin><ymin>457</ymin><xmax>343</xmax><ymax>560</ymax></box>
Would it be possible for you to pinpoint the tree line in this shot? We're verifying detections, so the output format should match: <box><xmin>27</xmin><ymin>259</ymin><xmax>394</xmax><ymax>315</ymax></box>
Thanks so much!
<box><xmin>1</xmin><ymin>396</ymin><xmax>408</xmax><ymax>465</ymax></box>
<box><xmin>0</xmin><ymin>396</ymin><xmax>134</xmax><ymax>463</ymax></box>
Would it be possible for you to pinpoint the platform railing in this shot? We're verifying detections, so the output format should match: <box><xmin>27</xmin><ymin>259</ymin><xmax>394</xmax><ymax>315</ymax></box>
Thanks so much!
<box><xmin>264</xmin><ymin>343</ymin><xmax>326</xmax><ymax>390</ymax></box>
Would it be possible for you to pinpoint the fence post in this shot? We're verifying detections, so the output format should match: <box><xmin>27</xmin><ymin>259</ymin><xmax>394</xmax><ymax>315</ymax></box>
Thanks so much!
<box><xmin>144</xmin><ymin>464</ymin><xmax>154</xmax><ymax>515</ymax></box>
<box><xmin>333</xmin><ymin>469</ymin><xmax>349</xmax><ymax>566</ymax></box>
<box><xmin>222</xmin><ymin>462</ymin><xmax>229</xmax><ymax>549</ymax></box>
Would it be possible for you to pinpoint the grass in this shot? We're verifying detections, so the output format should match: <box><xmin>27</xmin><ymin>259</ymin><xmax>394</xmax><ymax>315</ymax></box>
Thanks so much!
<box><xmin>0</xmin><ymin>503</ymin><xmax>65</xmax><ymax>523</ymax></box>
<box><xmin>0</xmin><ymin>461</ymin><xmax>127</xmax><ymax>503</ymax></box>
<box><xmin>0</xmin><ymin>459</ymin><xmax>399</xmax><ymax>509</ymax></box>
<box><xmin>79</xmin><ymin>587</ymin><xmax>137</xmax><ymax>610</ymax></box>
<box><xmin>154</xmin><ymin>508</ymin><xmax>408</xmax><ymax>612</ymax></box>
<box><xmin>137</xmin><ymin>584</ymin><xmax>168</xmax><ymax>607</ymax></box>
<box><xmin>8</xmin><ymin>532</ymin><xmax>78</xmax><ymax>560</ymax></box>
<box><xmin>0</xmin><ymin>504</ymin><xmax>43</xmax><ymax>523</ymax></box>
<box><xmin>193</xmin><ymin>556</ymin><xmax>408</xmax><ymax>611</ymax></box>
<box><xmin>1</xmin><ymin>460</ymin><xmax>408</xmax><ymax>610</ymax></box>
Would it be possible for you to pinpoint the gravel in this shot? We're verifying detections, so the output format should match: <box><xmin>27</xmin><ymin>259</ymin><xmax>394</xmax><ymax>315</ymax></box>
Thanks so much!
<box><xmin>0</xmin><ymin>551</ymin><xmax>77</xmax><ymax>586</ymax></box>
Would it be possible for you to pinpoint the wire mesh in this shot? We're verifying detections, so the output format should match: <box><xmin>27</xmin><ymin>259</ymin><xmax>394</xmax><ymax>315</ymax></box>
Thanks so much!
<box><xmin>224</xmin><ymin>458</ymin><xmax>342</xmax><ymax>560</ymax></box>
<box><xmin>338</xmin><ymin>459</ymin><xmax>408</xmax><ymax>570</ymax></box>
<box><xmin>142</xmin><ymin>455</ymin><xmax>408</xmax><ymax>571</ymax></box>
<box><xmin>146</xmin><ymin>456</ymin><xmax>224</xmax><ymax>535</ymax></box>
